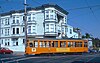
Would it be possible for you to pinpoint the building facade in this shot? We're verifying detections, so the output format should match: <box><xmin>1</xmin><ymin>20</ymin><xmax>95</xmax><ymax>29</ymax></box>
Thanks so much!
<box><xmin>0</xmin><ymin>4</ymin><xmax>70</xmax><ymax>52</ymax></box>
<box><xmin>66</xmin><ymin>25</ymin><xmax>81</xmax><ymax>38</ymax></box>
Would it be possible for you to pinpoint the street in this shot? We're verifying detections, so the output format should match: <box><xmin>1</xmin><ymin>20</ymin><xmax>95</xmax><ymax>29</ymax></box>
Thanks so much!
<box><xmin>0</xmin><ymin>53</ymin><xmax>100</xmax><ymax>63</ymax></box>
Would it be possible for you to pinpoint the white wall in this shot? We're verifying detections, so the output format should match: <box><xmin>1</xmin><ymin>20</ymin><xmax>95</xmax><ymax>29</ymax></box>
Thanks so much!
<box><xmin>36</xmin><ymin>12</ymin><xmax>44</xmax><ymax>35</ymax></box>
<box><xmin>66</xmin><ymin>25</ymin><xmax>78</xmax><ymax>38</ymax></box>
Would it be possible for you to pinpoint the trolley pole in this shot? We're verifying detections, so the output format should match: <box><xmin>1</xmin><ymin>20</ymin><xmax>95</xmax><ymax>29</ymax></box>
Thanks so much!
<box><xmin>24</xmin><ymin>0</ymin><xmax>27</xmax><ymax>48</ymax></box>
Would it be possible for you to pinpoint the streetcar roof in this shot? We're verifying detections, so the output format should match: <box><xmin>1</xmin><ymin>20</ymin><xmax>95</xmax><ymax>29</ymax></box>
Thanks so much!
<box><xmin>28</xmin><ymin>38</ymin><xmax>86</xmax><ymax>41</ymax></box>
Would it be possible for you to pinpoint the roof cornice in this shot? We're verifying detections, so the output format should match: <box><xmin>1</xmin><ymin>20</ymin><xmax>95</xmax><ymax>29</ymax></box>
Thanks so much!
<box><xmin>0</xmin><ymin>3</ymin><xmax>68</xmax><ymax>16</ymax></box>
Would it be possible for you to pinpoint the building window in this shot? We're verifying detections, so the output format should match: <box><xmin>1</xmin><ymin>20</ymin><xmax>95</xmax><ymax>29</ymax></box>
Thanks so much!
<box><xmin>50</xmin><ymin>10</ymin><xmax>54</xmax><ymax>13</ymax></box>
<box><xmin>23</xmin><ymin>39</ymin><xmax>25</xmax><ymax>44</ymax></box>
<box><xmin>66</xmin><ymin>28</ymin><xmax>68</xmax><ymax>32</ymax></box>
<box><xmin>5</xmin><ymin>18</ymin><xmax>9</xmax><ymax>25</ymax></box>
<box><xmin>28</xmin><ymin>16</ymin><xmax>31</xmax><ymax>21</ymax></box>
<box><xmin>46</xmin><ymin>10</ymin><xmax>49</xmax><ymax>13</ymax></box>
<box><xmin>13</xmin><ymin>28</ymin><xmax>15</xmax><ymax>34</ymax></box>
<box><xmin>1</xmin><ymin>19</ymin><xmax>4</xmax><ymax>24</ymax></box>
<box><xmin>5</xmin><ymin>19</ymin><xmax>7</xmax><ymax>25</ymax></box>
<box><xmin>13</xmin><ymin>20</ymin><xmax>15</xmax><ymax>24</ymax></box>
<box><xmin>46</xmin><ymin>24</ymin><xmax>49</xmax><ymax>32</ymax></box>
<box><xmin>5</xmin><ymin>29</ymin><xmax>7</xmax><ymax>36</ymax></box>
<box><xmin>2</xmin><ymin>40</ymin><xmax>3</xmax><ymax>44</ymax></box>
<box><xmin>32</xmin><ymin>26</ymin><xmax>36</xmax><ymax>33</ymax></box>
<box><xmin>13</xmin><ymin>16</ymin><xmax>15</xmax><ymax>19</ymax></box>
<box><xmin>8</xmin><ymin>42</ymin><xmax>10</xmax><ymax>46</ymax></box>
<box><xmin>5</xmin><ymin>42</ymin><xmax>7</xmax><ymax>46</ymax></box>
<box><xmin>50</xmin><ymin>24</ymin><xmax>54</xmax><ymax>32</ymax></box>
<box><xmin>1</xmin><ymin>29</ymin><xmax>3</xmax><ymax>34</ymax></box>
<box><xmin>23</xmin><ymin>16</ymin><xmax>25</xmax><ymax>21</ymax></box>
<box><xmin>46</xmin><ymin>15</ymin><xmax>49</xmax><ymax>19</ymax></box>
<box><xmin>23</xmin><ymin>27</ymin><xmax>25</xmax><ymax>32</ymax></box>
<box><xmin>16</xmin><ymin>16</ymin><xmax>19</xmax><ymax>18</ymax></box>
<box><xmin>70</xmin><ymin>29</ymin><xmax>72</xmax><ymax>34</ymax></box>
<box><xmin>12</xmin><ymin>38</ymin><xmax>18</xmax><ymax>46</ymax></box>
<box><xmin>50</xmin><ymin>15</ymin><xmax>53</xmax><ymax>19</ymax></box>
<box><xmin>16</xmin><ymin>42</ymin><xmax>18</xmax><ymax>46</ymax></box>
<box><xmin>28</xmin><ymin>26</ymin><xmax>31</xmax><ymax>33</ymax></box>
<box><xmin>32</xmin><ymin>17</ymin><xmax>35</xmax><ymax>21</ymax></box>
<box><xmin>8</xmin><ymin>21</ymin><xmax>9</xmax><ymax>25</ymax></box>
<box><xmin>50</xmin><ymin>28</ymin><xmax>54</xmax><ymax>32</ymax></box>
<box><xmin>16</xmin><ymin>28</ymin><xmax>19</xmax><ymax>34</ymax></box>
<box><xmin>8</xmin><ymin>18</ymin><xmax>9</xmax><ymax>25</ymax></box>
<box><xmin>16</xmin><ymin>20</ymin><xmax>19</xmax><ymax>23</ymax></box>
<box><xmin>62</xmin><ymin>27</ymin><xmax>64</xmax><ymax>32</ymax></box>
<box><xmin>8</xmin><ymin>29</ymin><xmax>9</xmax><ymax>35</ymax></box>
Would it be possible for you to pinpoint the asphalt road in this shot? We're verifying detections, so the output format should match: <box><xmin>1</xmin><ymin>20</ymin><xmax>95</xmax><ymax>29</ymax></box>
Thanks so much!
<box><xmin>0</xmin><ymin>53</ymin><xmax>100</xmax><ymax>63</ymax></box>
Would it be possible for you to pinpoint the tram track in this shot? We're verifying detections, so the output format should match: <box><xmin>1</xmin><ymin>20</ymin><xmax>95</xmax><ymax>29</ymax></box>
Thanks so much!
<box><xmin>0</xmin><ymin>53</ymin><xmax>100</xmax><ymax>63</ymax></box>
<box><xmin>0</xmin><ymin>54</ymin><xmax>76</xmax><ymax>63</ymax></box>
<box><xmin>0</xmin><ymin>55</ymin><xmax>26</xmax><ymax>63</ymax></box>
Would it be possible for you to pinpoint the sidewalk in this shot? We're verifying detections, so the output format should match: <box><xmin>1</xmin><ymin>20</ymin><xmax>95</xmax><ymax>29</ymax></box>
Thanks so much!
<box><xmin>13</xmin><ymin>51</ymin><xmax>25</xmax><ymax>56</ymax></box>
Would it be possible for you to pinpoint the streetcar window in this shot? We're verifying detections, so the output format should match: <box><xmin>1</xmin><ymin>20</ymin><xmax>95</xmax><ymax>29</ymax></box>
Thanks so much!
<box><xmin>84</xmin><ymin>42</ymin><xmax>88</xmax><ymax>47</ymax></box>
<box><xmin>46</xmin><ymin>41</ymin><xmax>51</xmax><ymax>47</ymax></box>
<box><xmin>68</xmin><ymin>42</ymin><xmax>71</xmax><ymax>47</ymax></box>
<box><xmin>75</xmin><ymin>42</ymin><xmax>78</xmax><ymax>47</ymax></box>
<box><xmin>44</xmin><ymin>41</ymin><xmax>47</xmax><ymax>47</ymax></box>
<box><xmin>34</xmin><ymin>41</ymin><xmax>38</xmax><ymax>47</ymax></box>
<box><xmin>75</xmin><ymin>42</ymin><xmax>82</xmax><ymax>47</ymax></box>
<box><xmin>60</xmin><ymin>41</ymin><xmax>66</xmax><ymax>47</ymax></box>
<box><xmin>79</xmin><ymin>42</ymin><xmax>82</xmax><ymax>47</ymax></box>
<box><xmin>40</xmin><ymin>41</ymin><xmax>43</xmax><ymax>47</ymax></box>
<box><xmin>72</xmin><ymin>42</ymin><xmax>75</xmax><ymax>47</ymax></box>
<box><xmin>29</xmin><ymin>43</ymin><xmax>33</xmax><ymax>47</ymax></box>
<box><xmin>40</xmin><ymin>41</ymin><xmax>50</xmax><ymax>47</ymax></box>
<box><xmin>51</xmin><ymin>41</ymin><xmax>58</xmax><ymax>47</ymax></box>
<box><xmin>51</xmin><ymin>42</ymin><xmax>54</xmax><ymax>47</ymax></box>
<box><xmin>54</xmin><ymin>41</ymin><xmax>58</xmax><ymax>47</ymax></box>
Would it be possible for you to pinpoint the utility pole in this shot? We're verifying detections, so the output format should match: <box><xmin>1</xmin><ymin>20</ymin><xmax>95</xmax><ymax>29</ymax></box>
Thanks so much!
<box><xmin>24</xmin><ymin>0</ymin><xmax>27</xmax><ymax>48</ymax></box>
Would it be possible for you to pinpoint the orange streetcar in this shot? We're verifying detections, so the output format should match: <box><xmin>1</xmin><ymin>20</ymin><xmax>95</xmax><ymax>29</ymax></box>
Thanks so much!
<box><xmin>25</xmin><ymin>38</ymin><xmax>88</xmax><ymax>55</ymax></box>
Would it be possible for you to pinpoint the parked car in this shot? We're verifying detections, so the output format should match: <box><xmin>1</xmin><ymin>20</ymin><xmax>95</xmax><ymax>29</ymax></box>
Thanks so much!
<box><xmin>0</xmin><ymin>47</ymin><xmax>13</xmax><ymax>54</ymax></box>
<box><xmin>88</xmin><ymin>49</ymin><xmax>97</xmax><ymax>53</ymax></box>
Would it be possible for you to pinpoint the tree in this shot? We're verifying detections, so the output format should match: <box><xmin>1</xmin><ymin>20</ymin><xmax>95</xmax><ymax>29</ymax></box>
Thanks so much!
<box><xmin>91</xmin><ymin>37</ymin><xmax>100</xmax><ymax>48</ymax></box>
<box><xmin>82</xmin><ymin>33</ymin><xmax>91</xmax><ymax>38</ymax></box>
<box><xmin>82</xmin><ymin>35</ymin><xmax>85</xmax><ymax>38</ymax></box>
<box><xmin>85</xmin><ymin>33</ymin><xmax>90</xmax><ymax>38</ymax></box>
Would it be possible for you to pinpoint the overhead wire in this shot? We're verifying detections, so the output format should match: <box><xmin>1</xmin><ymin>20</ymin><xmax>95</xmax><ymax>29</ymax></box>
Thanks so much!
<box><xmin>68</xmin><ymin>7</ymin><xmax>100</xmax><ymax>20</ymax></box>
<box><xmin>67</xmin><ymin>4</ymin><xmax>100</xmax><ymax>11</ymax></box>
<box><xmin>32</xmin><ymin>0</ymin><xmax>42</xmax><ymax>5</ymax></box>
<box><xmin>23</xmin><ymin>0</ymin><xmax>42</xmax><ymax>8</ymax></box>
<box><xmin>67</xmin><ymin>1</ymin><xmax>100</xmax><ymax>37</ymax></box>
<box><xmin>0</xmin><ymin>0</ymin><xmax>99</xmax><ymax>37</ymax></box>
<box><xmin>66</xmin><ymin>1</ymin><xmax>100</xmax><ymax>37</ymax></box>
<box><xmin>68</xmin><ymin>7</ymin><xmax>100</xmax><ymax>34</ymax></box>
<box><xmin>82</xmin><ymin>0</ymin><xmax>100</xmax><ymax>36</ymax></box>
<box><xmin>30</xmin><ymin>0</ymin><xmax>93</xmax><ymax>35</ymax></box>
<box><xmin>85</xmin><ymin>0</ymin><xmax>99</xmax><ymax>22</ymax></box>
<box><xmin>0</xmin><ymin>6</ymin><xmax>4</xmax><ymax>13</ymax></box>
<box><xmin>0</xmin><ymin>0</ymin><xmax>24</xmax><ymax>13</ymax></box>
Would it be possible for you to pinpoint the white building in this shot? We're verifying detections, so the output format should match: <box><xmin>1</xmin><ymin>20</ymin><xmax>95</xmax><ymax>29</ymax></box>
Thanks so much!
<box><xmin>83</xmin><ymin>38</ymin><xmax>93</xmax><ymax>49</ymax></box>
<box><xmin>66</xmin><ymin>25</ymin><xmax>81</xmax><ymax>38</ymax></box>
<box><xmin>88</xmin><ymin>39</ymin><xmax>93</xmax><ymax>49</ymax></box>
<box><xmin>0</xmin><ymin>4</ymin><xmax>70</xmax><ymax>52</ymax></box>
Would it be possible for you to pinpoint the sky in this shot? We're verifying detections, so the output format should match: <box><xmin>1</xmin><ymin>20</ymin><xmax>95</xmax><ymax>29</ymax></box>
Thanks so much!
<box><xmin>0</xmin><ymin>0</ymin><xmax>100</xmax><ymax>38</ymax></box>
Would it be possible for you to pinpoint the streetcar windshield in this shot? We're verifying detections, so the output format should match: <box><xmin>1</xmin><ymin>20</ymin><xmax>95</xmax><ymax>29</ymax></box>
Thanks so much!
<box><xmin>29</xmin><ymin>43</ymin><xmax>33</xmax><ymax>47</ymax></box>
